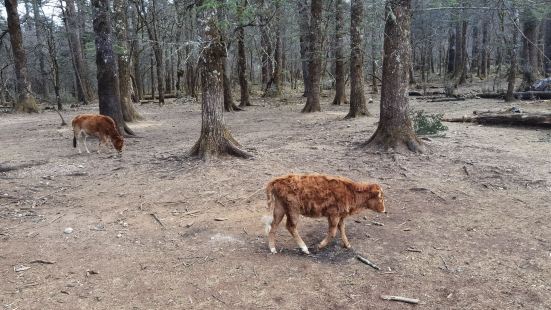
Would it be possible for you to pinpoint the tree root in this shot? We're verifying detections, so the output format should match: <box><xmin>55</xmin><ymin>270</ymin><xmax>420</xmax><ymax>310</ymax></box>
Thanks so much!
<box><xmin>365</xmin><ymin>127</ymin><xmax>424</xmax><ymax>153</ymax></box>
<box><xmin>189</xmin><ymin>128</ymin><xmax>251</xmax><ymax>160</ymax></box>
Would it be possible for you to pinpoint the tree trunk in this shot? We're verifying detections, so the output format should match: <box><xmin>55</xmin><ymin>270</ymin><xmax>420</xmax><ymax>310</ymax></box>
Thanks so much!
<box><xmin>444</xmin><ymin>112</ymin><xmax>551</xmax><ymax>128</ymax></box>
<box><xmin>447</xmin><ymin>27</ymin><xmax>456</xmax><ymax>75</ymax></box>
<box><xmin>189</xmin><ymin>14</ymin><xmax>250</xmax><ymax>159</ymax></box>
<box><xmin>63</xmin><ymin>0</ymin><xmax>93</xmax><ymax>104</ymax></box>
<box><xmin>5</xmin><ymin>0</ymin><xmax>39</xmax><ymax>113</ymax></box>
<box><xmin>505</xmin><ymin>8</ymin><xmax>519</xmax><ymax>102</ymax></box>
<box><xmin>31</xmin><ymin>0</ymin><xmax>49</xmax><ymax>98</ymax></box>
<box><xmin>222</xmin><ymin>54</ymin><xmax>240</xmax><ymax>112</ymax></box>
<box><xmin>264</xmin><ymin>1</ymin><xmax>283</xmax><ymax>98</ymax></box>
<box><xmin>545</xmin><ymin>15</ymin><xmax>551</xmax><ymax>76</ymax></box>
<box><xmin>480</xmin><ymin>19</ymin><xmax>489</xmax><ymax>78</ymax></box>
<box><xmin>113</xmin><ymin>0</ymin><xmax>143</xmax><ymax>121</ymax></box>
<box><xmin>520</xmin><ymin>8</ymin><xmax>539</xmax><ymax>90</ymax></box>
<box><xmin>92</xmin><ymin>0</ymin><xmax>131</xmax><ymax>135</ymax></box>
<box><xmin>346</xmin><ymin>0</ymin><xmax>368</xmax><ymax>118</ymax></box>
<box><xmin>366</xmin><ymin>0</ymin><xmax>421</xmax><ymax>152</ymax></box>
<box><xmin>298</xmin><ymin>0</ymin><xmax>310</xmax><ymax>97</ymax></box>
<box><xmin>331</xmin><ymin>0</ymin><xmax>347</xmax><ymax>105</ymax></box>
<box><xmin>237</xmin><ymin>0</ymin><xmax>251</xmax><ymax>106</ymax></box>
<box><xmin>471</xmin><ymin>24</ymin><xmax>479</xmax><ymax>74</ymax></box>
<box><xmin>302</xmin><ymin>0</ymin><xmax>322</xmax><ymax>113</ymax></box>
<box><xmin>458</xmin><ymin>20</ymin><xmax>468</xmax><ymax>84</ymax></box>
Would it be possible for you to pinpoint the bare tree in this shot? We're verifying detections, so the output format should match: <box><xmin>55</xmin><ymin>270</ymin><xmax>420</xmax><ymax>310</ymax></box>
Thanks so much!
<box><xmin>331</xmin><ymin>0</ymin><xmax>347</xmax><ymax>105</ymax></box>
<box><xmin>237</xmin><ymin>0</ymin><xmax>251</xmax><ymax>106</ymax></box>
<box><xmin>189</xmin><ymin>11</ymin><xmax>250</xmax><ymax>159</ymax></box>
<box><xmin>366</xmin><ymin>0</ymin><xmax>421</xmax><ymax>152</ymax></box>
<box><xmin>5</xmin><ymin>0</ymin><xmax>39</xmax><ymax>112</ymax></box>
<box><xmin>92</xmin><ymin>0</ymin><xmax>133</xmax><ymax>135</ymax></box>
<box><xmin>302</xmin><ymin>0</ymin><xmax>322</xmax><ymax>113</ymax></box>
<box><xmin>113</xmin><ymin>0</ymin><xmax>143</xmax><ymax>121</ymax></box>
<box><xmin>346</xmin><ymin>0</ymin><xmax>368</xmax><ymax>118</ymax></box>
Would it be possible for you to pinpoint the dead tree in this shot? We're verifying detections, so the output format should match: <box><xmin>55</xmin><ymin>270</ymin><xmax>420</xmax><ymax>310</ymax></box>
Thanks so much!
<box><xmin>346</xmin><ymin>0</ymin><xmax>368</xmax><ymax>118</ymax></box>
<box><xmin>366</xmin><ymin>0</ymin><xmax>422</xmax><ymax>152</ymax></box>
<box><xmin>92</xmin><ymin>0</ymin><xmax>133</xmax><ymax>135</ymax></box>
<box><xmin>189</xmin><ymin>13</ymin><xmax>250</xmax><ymax>159</ymax></box>
<box><xmin>5</xmin><ymin>0</ymin><xmax>39</xmax><ymax>112</ymax></box>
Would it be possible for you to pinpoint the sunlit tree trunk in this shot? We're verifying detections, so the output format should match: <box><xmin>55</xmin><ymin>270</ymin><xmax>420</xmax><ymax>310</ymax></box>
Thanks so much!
<box><xmin>346</xmin><ymin>0</ymin><xmax>368</xmax><ymax>118</ymax></box>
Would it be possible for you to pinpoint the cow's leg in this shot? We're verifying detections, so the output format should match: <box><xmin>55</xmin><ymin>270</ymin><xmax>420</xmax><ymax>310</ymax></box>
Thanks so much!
<box><xmin>338</xmin><ymin>218</ymin><xmax>351</xmax><ymax>248</ymax></box>
<box><xmin>286</xmin><ymin>212</ymin><xmax>309</xmax><ymax>254</ymax></box>
<box><xmin>268</xmin><ymin>201</ymin><xmax>285</xmax><ymax>254</ymax></box>
<box><xmin>319</xmin><ymin>216</ymin><xmax>340</xmax><ymax>249</ymax></box>
<box><xmin>83</xmin><ymin>134</ymin><xmax>91</xmax><ymax>153</ymax></box>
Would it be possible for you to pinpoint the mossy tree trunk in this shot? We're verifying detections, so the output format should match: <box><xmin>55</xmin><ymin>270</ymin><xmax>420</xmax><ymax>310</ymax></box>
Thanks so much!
<box><xmin>366</xmin><ymin>0</ymin><xmax>422</xmax><ymax>153</ymax></box>
<box><xmin>5</xmin><ymin>0</ymin><xmax>39</xmax><ymax>113</ymax></box>
<box><xmin>189</xmin><ymin>13</ymin><xmax>250</xmax><ymax>159</ymax></box>
<box><xmin>346</xmin><ymin>0</ymin><xmax>368</xmax><ymax>118</ymax></box>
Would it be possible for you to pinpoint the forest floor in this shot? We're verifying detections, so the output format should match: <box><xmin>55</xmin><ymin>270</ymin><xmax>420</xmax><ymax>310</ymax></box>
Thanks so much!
<box><xmin>1</xmin><ymin>86</ymin><xmax>550</xmax><ymax>309</ymax></box>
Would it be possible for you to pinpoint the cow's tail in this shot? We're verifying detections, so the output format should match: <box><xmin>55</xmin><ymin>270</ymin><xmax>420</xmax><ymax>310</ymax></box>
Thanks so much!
<box><xmin>261</xmin><ymin>182</ymin><xmax>275</xmax><ymax>234</ymax></box>
<box><xmin>73</xmin><ymin>135</ymin><xmax>77</xmax><ymax>148</ymax></box>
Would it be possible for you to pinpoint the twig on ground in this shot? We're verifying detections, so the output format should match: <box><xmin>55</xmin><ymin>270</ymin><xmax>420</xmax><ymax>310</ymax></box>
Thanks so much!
<box><xmin>150</xmin><ymin>213</ymin><xmax>165</xmax><ymax>228</ymax></box>
<box><xmin>381</xmin><ymin>295</ymin><xmax>420</xmax><ymax>304</ymax></box>
<box><xmin>406</xmin><ymin>248</ymin><xmax>422</xmax><ymax>253</ymax></box>
<box><xmin>463</xmin><ymin>165</ymin><xmax>470</xmax><ymax>176</ymax></box>
<box><xmin>356</xmin><ymin>255</ymin><xmax>380</xmax><ymax>270</ymax></box>
<box><xmin>49</xmin><ymin>214</ymin><xmax>64</xmax><ymax>223</ymax></box>
<box><xmin>29</xmin><ymin>259</ymin><xmax>55</xmax><ymax>264</ymax></box>
<box><xmin>370</xmin><ymin>221</ymin><xmax>384</xmax><ymax>226</ymax></box>
<box><xmin>439</xmin><ymin>255</ymin><xmax>449</xmax><ymax>271</ymax></box>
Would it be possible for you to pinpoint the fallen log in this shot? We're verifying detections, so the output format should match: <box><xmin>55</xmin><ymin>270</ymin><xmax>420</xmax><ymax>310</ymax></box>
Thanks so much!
<box><xmin>477</xmin><ymin>93</ymin><xmax>504</xmax><ymax>99</ymax></box>
<box><xmin>514</xmin><ymin>91</ymin><xmax>551</xmax><ymax>100</ymax></box>
<box><xmin>443</xmin><ymin>112</ymin><xmax>551</xmax><ymax>128</ymax></box>
<box><xmin>142</xmin><ymin>93</ymin><xmax>178</xmax><ymax>100</ymax></box>
<box><xmin>430</xmin><ymin>97</ymin><xmax>465</xmax><ymax>103</ymax></box>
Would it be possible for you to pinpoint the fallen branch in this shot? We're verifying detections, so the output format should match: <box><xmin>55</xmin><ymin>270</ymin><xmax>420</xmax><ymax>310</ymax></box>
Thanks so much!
<box><xmin>356</xmin><ymin>255</ymin><xmax>380</xmax><ymax>270</ymax></box>
<box><xmin>381</xmin><ymin>295</ymin><xmax>420</xmax><ymax>304</ymax></box>
<box><xmin>29</xmin><ymin>259</ymin><xmax>56</xmax><ymax>264</ymax></box>
<box><xmin>430</xmin><ymin>97</ymin><xmax>465</xmax><ymax>103</ymax></box>
<box><xmin>149</xmin><ymin>213</ymin><xmax>165</xmax><ymax>228</ymax></box>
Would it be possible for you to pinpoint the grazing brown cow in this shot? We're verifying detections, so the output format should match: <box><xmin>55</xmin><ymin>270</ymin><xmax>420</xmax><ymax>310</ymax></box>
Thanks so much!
<box><xmin>72</xmin><ymin>114</ymin><xmax>124</xmax><ymax>154</ymax></box>
<box><xmin>263</xmin><ymin>174</ymin><xmax>386</xmax><ymax>254</ymax></box>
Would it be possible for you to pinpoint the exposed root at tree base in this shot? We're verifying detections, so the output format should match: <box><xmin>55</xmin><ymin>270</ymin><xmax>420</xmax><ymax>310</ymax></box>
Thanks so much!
<box><xmin>189</xmin><ymin>132</ymin><xmax>251</xmax><ymax>160</ymax></box>
<box><xmin>344</xmin><ymin>111</ymin><xmax>370</xmax><ymax>119</ymax></box>
<box><xmin>301</xmin><ymin>103</ymin><xmax>321</xmax><ymax>113</ymax></box>
<box><xmin>365</xmin><ymin>128</ymin><xmax>424</xmax><ymax>153</ymax></box>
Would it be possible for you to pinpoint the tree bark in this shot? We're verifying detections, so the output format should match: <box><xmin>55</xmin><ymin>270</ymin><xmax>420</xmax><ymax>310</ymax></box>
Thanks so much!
<box><xmin>92</xmin><ymin>0</ymin><xmax>132</xmax><ymax>135</ymax></box>
<box><xmin>237</xmin><ymin>0</ymin><xmax>251</xmax><ymax>106</ymax></box>
<box><xmin>264</xmin><ymin>1</ymin><xmax>283</xmax><ymax>98</ymax></box>
<box><xmin>113</xmin><ymin>0</ymin><xmax>143</xmax><ymax>121</ymax></box>
<box><xmin>5</xmin><ymin>0</ymin><xmax>39</xmax><ymax>113</ymax></box>
<box><xmin>458</xmin><ymin>20</ymin><xmax>468</xmax><ymax>84</ymax></box>
<box><xmin>302</xmin><ymin>0</ymin><xmax>322</xmax><ymax>113</ymax></box>
<box><xmin>505</xmin><ymin>8</ymin><xmax>519</xmax><ymax>102</ymax></box>
<box><xmin>63</xmin><ymin>0</ymin><xmax>93</xmax><ymax>104</ymax></box>
<box><xmin>31</xmin><ymin>0</ymin><xmax>49</xmax><ymax>97</ymax></box>
<box><xmin>545</xmin><ymin>15</ymin><xmax>551</xmax><ymax>76</ymax></box>
<box><xmin>298</xmin><ymin>0</ymin><xmax>310</xmax><ymax>97</ymax></box>
<box><xmin>471</xmin><ymin>23</ymin><xmax>479</xmax><ymax>74</ymax></box>
<box><xmin>366</xmin><ymin>0</ymin><xmax>421</xmax><ymax>152</ymax></box>
<box><xmin>346</xmin><ymin>0</ymin><xmax>368</xmax><ymax>118</ymax></box>
<box><xmin>520</xmin><ymin>8</ymin><xmax>539</xmax><ymax>90</ymax></box>
<box><xmin>444</xmin><ymin>112</ymin><xmax>551</xmax><ymax>128</ymax></box>
<box><xmin>189</xmin><ymin>14</ymin><xmax>250</xmax><ymax>159</ymax></box>
<box><xmin>480</xmin><ymin>19</ymin><xmax>489</xmax><ymax>78</ymax></box>
<box><xmin>331</xmin><ymin>0</ymin><xmax>347</xmax><ymax>105</ymax></box>
<box><xmin>447</xmin><ymin>27</ymin><xmax>456</xmax><ymax>75</ymax></box>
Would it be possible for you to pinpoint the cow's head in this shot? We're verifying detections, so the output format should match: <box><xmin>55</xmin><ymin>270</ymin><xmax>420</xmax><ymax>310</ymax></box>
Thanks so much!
<box><xmin>365</xmin><ymin>184</ymin><xmax>386</xmax><ymax>213</ymax></box>
<box><xmin>112</xmin><ymin>135</ymin><xmax>124</xmax><ymax>153</ymax></box>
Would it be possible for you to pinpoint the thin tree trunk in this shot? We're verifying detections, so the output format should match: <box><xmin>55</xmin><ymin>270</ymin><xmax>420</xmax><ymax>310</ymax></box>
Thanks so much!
<box><xmin>366</xmin><ymin>0</ymin><xmax>421</xmax><ymax>152</ymax></box>
<box><xmin>113</xmin><ymin>0</ymin><xmax>143</xmax><ymax>121</ymax></box>
<box><xmin>346</xmin><ymin>0</ymin><xmax>368</xmax><ymax>118</ymax></box>
<box><xmin>298</xmin><ymin>0</ymin><xmax>310</xmax><ymax>97</ymax></box>
<box><xmin>458</xmin><ymin>20</ymin><xmax>468</xmax><ymax>84</ymax></box>
<box><xmin>31</xmin><ymin>0</ymin><xmax>49</xmax><ymax>98</ymax></box>
<box><xmin>332</xmin><ymin>0</ymin><xmax>347</xmax><ymax>105</ymax></box>
<box><xmin>545</xmin><ymin>15</ymin><xmax>551</xmax><ymax>76</ymax></box>
<box><xmin>92</xmin><ymin>0</ymin><xmax>131</xmax><ymax>135</ymax></box>
<box><xmin>189</xmin><ymin>13</ymin><xmax>249</xmax><ymax>159</ymax></box>
<box><xmin>5</xmin><ymin>0</ymin><xmax>39</xmax><ymax>113</ymax></box>
<box><xmin>302</xmin><ymin>0</ymin><xmax>322</xmax><ymax>113</ymax></box>
<box><xmin>447</xmin><ymin>27</ymin><xmax>456</xmax><ymax>75</ymax></box>
<box><xmin>63</xmin><ymin>0</ymin><xmax>93</xmax><ymax>104</ymax></box>
<box><xmin>237</xmin><ymin>0</ymin><xmax>251</xmax><ymax>106</ymax></box>
<box><xmin>471</xmin><ymin>23</ymin><xmax>479</xmax><ymax>74</ymax></box>
<box><xmin>264</xmin><ymin>1</ymin><xmax>283</xmax><ymax>97</ymax></box>
<box><xmin>505</xmin><ymin>8</ymin><xmax>519</xmax><ymax>102</ymax></box>
<box><xmin>520</xmin><ymin>8</ymin><xmax>539</xmax><ymax>90</ymax></box>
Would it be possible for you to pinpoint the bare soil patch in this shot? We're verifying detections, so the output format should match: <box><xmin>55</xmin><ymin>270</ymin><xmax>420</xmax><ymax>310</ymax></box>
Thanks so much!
<box><xmin>1</xmin><ymin>91</ymin><xmax>550</xmax><ymax>309</ymax></box>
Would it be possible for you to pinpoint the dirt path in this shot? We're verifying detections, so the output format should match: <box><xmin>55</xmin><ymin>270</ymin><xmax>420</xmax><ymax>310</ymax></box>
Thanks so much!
<box><xmin>1</xmin><ymin>93</ymin><xmax>550</xmax><ymax>309</ymax></box>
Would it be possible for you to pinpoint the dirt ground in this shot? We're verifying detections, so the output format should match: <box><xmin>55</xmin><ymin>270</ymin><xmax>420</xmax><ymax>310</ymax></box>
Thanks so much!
<box><xmin>1</xmin><ymin>88</ymin><xmax>550</xmax><ymax>309</ymax></box>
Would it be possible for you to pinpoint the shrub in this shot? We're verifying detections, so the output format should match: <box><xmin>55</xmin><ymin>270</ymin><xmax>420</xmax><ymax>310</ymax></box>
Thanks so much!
<box><xmin>411</xmin><ymin>110</ymin><xmax>448</xmax><ymax>135</ymax></box>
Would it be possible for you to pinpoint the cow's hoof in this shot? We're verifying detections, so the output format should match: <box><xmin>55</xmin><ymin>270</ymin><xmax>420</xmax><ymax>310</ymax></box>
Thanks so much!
<box><xmin>270</xmin><ymin>248</ymin><xmax>277</xmax><ymax>254</ymax></box>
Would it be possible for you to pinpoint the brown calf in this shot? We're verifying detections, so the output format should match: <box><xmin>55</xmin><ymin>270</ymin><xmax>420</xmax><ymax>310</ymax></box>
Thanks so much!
<box><xmin>72</xmin><ymin>114</ymin><xmax>124</xmax><ymax>154</ymax></box>
<box><xmin>263</xmin><ymin>174</ymin><xmax>385</xmax><ymax>254</ymax></box>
